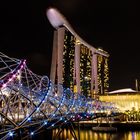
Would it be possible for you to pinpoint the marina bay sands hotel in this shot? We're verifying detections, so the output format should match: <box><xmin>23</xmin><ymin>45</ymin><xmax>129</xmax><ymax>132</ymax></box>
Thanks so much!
<box><xmin>47</xmin><ymin>8</ymin><xmax>109</xmax><ymax>98</ymax></box>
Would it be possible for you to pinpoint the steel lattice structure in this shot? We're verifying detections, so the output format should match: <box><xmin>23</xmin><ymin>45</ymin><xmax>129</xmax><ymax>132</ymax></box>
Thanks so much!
<box><xmin>0</xmin><ymin>52</ymin><xmax>117</xmax><ymax>139</ymax></box>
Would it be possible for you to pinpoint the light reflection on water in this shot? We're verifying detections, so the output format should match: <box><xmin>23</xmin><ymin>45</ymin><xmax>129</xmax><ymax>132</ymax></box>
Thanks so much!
<box><xmin>52</xmin><ymin>129</ymin><xmax>140</xmax><ymax>140</ymax></box>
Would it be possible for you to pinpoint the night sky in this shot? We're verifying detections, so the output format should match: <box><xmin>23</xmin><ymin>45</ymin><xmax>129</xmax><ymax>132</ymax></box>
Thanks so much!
<box><xmin>0</xmin><ymin>0</ymin><xmax>139</xmax><ymax>91</ymax></box>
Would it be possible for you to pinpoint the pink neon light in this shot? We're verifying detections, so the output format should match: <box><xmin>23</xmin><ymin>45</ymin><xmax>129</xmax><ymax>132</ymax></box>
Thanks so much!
<box><xmin>0</xmin><ymin>59</ymin><xmax>26</xmax><ymax>89</ymax></box>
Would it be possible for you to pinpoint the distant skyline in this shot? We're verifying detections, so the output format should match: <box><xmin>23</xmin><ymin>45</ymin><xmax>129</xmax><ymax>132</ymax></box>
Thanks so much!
<box><xmin>0</xmin><ymin>0</ymin><xmax>138</xmax><ymax>91</ymax></box>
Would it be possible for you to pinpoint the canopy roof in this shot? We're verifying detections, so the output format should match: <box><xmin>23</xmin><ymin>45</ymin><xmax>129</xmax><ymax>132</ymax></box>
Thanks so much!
<box><xmin>108</xmin><ymin>88</ymin><xmax>137</xmax><ymax>94</ymax></box>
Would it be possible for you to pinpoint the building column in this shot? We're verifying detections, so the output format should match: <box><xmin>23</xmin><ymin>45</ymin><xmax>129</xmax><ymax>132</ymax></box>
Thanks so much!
<box><xmin>74</xmin><ymin>41</ymin><xmax>81</xmax><ymax>93</ymax></box>
<box><xmin>50</xmin><ymin>27</ymin><xmax>65</xmax><ymax>86</ymax></box>
<box><xmin>50</xmin><ymin>30</ymin><xmax>58</xmax><ymax>83</ymax></box>
<box><xmin>57</xmin><ymin>27</ymin><xmax>65</xmax><ymax>85</ymax></box>
<box><xmin>91</xmin><ymin>49</ymin><xmax>98</xmax><ymax>98</ymax></box>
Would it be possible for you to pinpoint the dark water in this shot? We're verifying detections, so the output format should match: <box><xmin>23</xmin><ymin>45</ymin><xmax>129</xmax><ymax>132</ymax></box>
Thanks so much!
<box><xmin>16</xmin><ymin>127</ymin><xmax>140</xmax><ymax>140</ymax></box>
<box><xmin>52</xmin><ymin>129</ymin><xmax>140</xmax><ymax>140</ymax></box>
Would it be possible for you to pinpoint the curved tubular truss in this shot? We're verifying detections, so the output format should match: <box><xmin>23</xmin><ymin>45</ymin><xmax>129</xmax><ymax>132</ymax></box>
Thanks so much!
<box><xmin>1</xmin><ymin>45</ymin><xmax>118</xmax><ymax>140</ymax></box>
<box><xmin>0</xmin><ymin>52</ymin><xmax>118</xmax><ymax>139</ymax></box>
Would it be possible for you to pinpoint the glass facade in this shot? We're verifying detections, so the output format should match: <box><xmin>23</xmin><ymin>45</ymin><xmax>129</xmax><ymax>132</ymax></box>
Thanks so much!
<box><xmin>63</xmin><ymin>30</ymin><xmax>75</xmax><ymax>90</ymax></box>
<box><xmin>97</xmin><ymin>53</ymin><xmax>109</xmax><ymax>94</ymax></box>
<box><xmin>100</xmin><ymin>93</ymin><xmax>140</xmax><ymax>112</ymax></box>
<box><xmin>62</xmin><ymin>29</ymin><xmax>109</xmax><ymax>97</ymax></box>
<box><xmin>80</xmin><ymin>45</ymin><xmax>92</xmax><ymax>97</ymax></box>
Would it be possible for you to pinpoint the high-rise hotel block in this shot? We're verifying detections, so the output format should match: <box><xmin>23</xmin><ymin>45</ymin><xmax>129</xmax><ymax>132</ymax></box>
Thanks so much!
<box><xmin>47</xmin><ymin>8</ymin><xmax>109</xmax><ymax>98</ymax></box>
<box><xmin>50</xmin><ymin>27</ymin><xmax>109</xmax><ymax>98</ymax></box>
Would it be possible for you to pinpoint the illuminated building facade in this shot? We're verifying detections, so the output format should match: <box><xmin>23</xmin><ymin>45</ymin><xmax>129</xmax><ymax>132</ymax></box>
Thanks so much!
<box><xmin>46</xmin><ymin>8</ymin><xmax>109</xmax><ymax>98</ymax></box>
<box><xmin>50</xmin><ymin>27</ymin><xmax>109</xmax><ymax>98</ymax></box>
<box><xmin>100</xmin><ymin>93</ymin><xmax>140</xmax><ymax>112</ymax></box>
<box><xmin>80</xmin><ymin>45</ymin><xmax>92</xmax><ymax>97</ymax></box>
<box><xmin>63</xmin><ymin>30</ymin><xmax>75</xmax><ymax>90</ymax></box>
<box><xmin>97</xmin><ymin>51</ymin><xmax>109</xmax><ymax>94</ymax></box>
<box><xmin>47</xmin><ymin>8</ymin><xmax>109</xmax><ymax>98</ymax></box>
<box><xmin>100</xmin><ymin>89</ymin><xmax>140</xmax><ymax>122</ymax></box>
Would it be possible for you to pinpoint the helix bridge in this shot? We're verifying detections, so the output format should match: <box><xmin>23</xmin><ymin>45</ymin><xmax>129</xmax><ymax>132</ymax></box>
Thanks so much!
<box><xmin>0</xmin><ymin>52</ymin><xmax>119</xmax><ymax>139</ymax></box>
